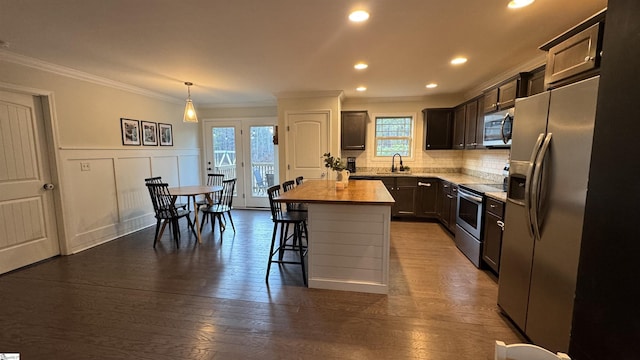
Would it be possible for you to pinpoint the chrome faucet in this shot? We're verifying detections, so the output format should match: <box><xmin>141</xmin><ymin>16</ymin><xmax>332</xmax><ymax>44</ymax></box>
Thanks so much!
<box><xmin>391</xmin><ymin>153</ymin><xmax>404</xmax><ymax>172</ymax></box>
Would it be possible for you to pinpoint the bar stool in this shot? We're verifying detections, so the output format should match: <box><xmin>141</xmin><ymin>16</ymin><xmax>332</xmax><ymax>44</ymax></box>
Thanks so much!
<box><xmin>266</xmin><ymin>185</ymin><xmax>308</xmax><ymax>286</ymax></box>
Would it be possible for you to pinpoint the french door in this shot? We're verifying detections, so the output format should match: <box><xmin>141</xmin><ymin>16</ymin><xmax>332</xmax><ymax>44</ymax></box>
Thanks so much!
<box><xmin>203</xmin><ymin>118</ymin><xmax>278</xmax><ymax>208</ymax></box>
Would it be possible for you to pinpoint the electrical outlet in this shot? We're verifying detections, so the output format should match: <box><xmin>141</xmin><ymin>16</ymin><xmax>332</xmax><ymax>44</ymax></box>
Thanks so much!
<box><xmin>80</xmin><ymin>162</ymin><xmax>91</xmax><ymax>171</ymax></box>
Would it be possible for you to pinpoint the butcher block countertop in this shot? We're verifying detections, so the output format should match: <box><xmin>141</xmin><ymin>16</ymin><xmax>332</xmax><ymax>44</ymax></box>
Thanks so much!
<box><xmin>274</xmin><ymin>179</ymin><xmax>395</xmax><ymax>206</ymax></box>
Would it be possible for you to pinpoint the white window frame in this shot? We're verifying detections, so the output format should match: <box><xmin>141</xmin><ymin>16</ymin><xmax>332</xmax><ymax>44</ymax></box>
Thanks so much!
<box><xmin>371</xmin><ymin>113</ymin><xmax>416</xmax><ymax>161</ymax></box>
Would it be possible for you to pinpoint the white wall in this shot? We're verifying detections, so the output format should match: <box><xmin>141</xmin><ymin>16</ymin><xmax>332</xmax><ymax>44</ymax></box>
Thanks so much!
<box><xmin>0</xmin><ymin>58</ymin><xmax>201</xmax><ymax>254</ymax></box>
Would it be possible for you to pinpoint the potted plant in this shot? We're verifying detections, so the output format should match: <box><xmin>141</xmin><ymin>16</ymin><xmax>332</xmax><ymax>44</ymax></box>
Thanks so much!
<box><xmin>323</xmin><ymin>153</ymin><xmax>349</xmax><ymax>187</ymax></box>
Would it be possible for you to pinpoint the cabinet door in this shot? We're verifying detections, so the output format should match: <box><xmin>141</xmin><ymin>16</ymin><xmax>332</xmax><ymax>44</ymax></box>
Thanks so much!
<box><xmin>395</xmin><ymin>177</ymin><xmax>417</xmax><ymax>217</ymax></box>
<box><xmin>475</xmin><ymin>97</ymin><xmax>485</xmax><ymax>149</ymax></box>
<box><xmin>341</xmin><ymin>111</ymin><xmax>367</xmax><ymax>150</ymax></box>
<box><xmin>545</xmin><ymin>23</ymin><xmax>601</xmax><ymax>87</ymax></box>
<box><xmin>484</xmin><ymin>88</ymin><xmax>499</xmax><ymax>113</ymax></box>
<box><xmin>497</xmin><ymin>79</ymin><xmax>518</xmax><ymax>110</ymax></box>
<box><xmin>447</xmin><ymin>185</ymin><xmax>458</xmax><ymax>233</ymax></box>
<box><xmin>416</xmin><ymin>178</ymin><xmax>438</xmax><ymax>218</ymax></box>
<box><xmin>482</xmin><ymin>210</ymin><xmax>504</xmax><ymax>274</ymax></box>
<box><xmin>436</xmin><ymin>180</ymin><xmax>445</xmax><ymax>219</ymax></box>
<box><xmin>464</xmin><ymin>100</ymin><xmax>478</xmax><ymax>149</ymax></box>
<box><xmin>423</xmin><ymin>108</ymin><xmax>453</xmax><ymax>150</ymax></box>
<box><xmin>453</xmin><ymin>106</ymin><xmax>466</xmax><ymax>149</ymax></box>
<box><xmin>527</xmin><ymin>67</ymin><xmax>546</xmax><ymax>96</ymax></box>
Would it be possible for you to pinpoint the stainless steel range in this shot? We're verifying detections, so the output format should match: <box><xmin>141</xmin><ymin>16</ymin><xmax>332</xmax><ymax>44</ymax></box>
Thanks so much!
<box><xmin>455</xmin><ymin>183</ymin><xmax>504</xmax><ymax>268</ymax></box>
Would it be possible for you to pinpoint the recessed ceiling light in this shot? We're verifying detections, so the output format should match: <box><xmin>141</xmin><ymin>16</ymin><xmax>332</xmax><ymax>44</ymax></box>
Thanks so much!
<box><xmin>356</xmin><ymin>86</ymin><xmax>367</xmax><ymax>92</ymax></box>
<box><xmin>508</xmin><ymin>0</ymin><xmax>534</xmax><ymax>9</ymax></box>
<box><xmin>349</xmin><ymin>10</ymin><xmax>370</xmax><ymax>22</ymax></box>
<box><xmin>426</xmin><ymin>83</ymin><xmax>438</xmax><ymax>89</ymax></box>
<box><xmin>354</xmin><ymin>63</ymin><xmax>368</xmax><ymax>70</ymax></box>
<box><xmin>451</xmin><ymin>57</ymin><xmax>468</xmax><ymax>65</ymax></box>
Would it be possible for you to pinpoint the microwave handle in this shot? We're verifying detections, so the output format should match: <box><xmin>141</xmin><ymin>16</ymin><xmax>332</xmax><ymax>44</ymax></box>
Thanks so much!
<box><xmin>501</xmin><ymin>113</ymin><xmax>512</xmax><ymax>144</ymax></box>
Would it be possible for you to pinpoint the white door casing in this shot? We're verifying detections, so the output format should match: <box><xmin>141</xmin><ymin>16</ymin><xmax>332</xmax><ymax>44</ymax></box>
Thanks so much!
<box><xmin>286</xmin><ymin>111</ymin><xmax>329</xmax><ymax>180</ymax></box>
<box><xmin>0</xmin><ymin>90</ymin><xmax>60</xmax><ymax>274</ymax></box>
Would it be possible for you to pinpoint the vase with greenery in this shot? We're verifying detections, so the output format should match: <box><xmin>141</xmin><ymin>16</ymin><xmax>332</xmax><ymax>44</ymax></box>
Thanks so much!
<box><xmin>323</xmin><ymin>153</ymin><xmax>348</xmax><ymax>186</ymax></box>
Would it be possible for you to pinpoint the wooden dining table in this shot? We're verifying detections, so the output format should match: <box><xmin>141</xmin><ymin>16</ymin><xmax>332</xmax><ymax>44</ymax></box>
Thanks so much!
<box><xmin>169</xmin><ymin>185</ymin><xmax>223</xmax><ymax>243</ymax></box>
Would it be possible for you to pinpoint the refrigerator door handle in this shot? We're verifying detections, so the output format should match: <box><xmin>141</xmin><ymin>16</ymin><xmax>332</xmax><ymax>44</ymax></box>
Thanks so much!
<box><xmin>525</xmin><ymin>133</ymin><xmax>546</xmax><ymax>238</ymax></box>
<box><xmin>530</xmin><ymin>132</ymin><xmax>553</xmax><ymax>241</ymax></box>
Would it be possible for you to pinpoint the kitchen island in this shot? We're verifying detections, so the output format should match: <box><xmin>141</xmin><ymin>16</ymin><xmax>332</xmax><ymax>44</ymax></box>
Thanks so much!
<box><xmin>274</xmin><ymin>179</ymin><xmax>395</xmax><ymax>294</ymax></box>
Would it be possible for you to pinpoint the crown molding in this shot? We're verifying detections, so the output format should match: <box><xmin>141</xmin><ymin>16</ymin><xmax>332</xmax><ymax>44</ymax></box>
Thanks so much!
<box><xmin>276</xmin><ymin>90</ymin><xmax>344</xmax><ymax>99</ymax></box>
<box><xmin>199</xmin><ymin>99</ymin><xmax>277</xmax><ymax>108</ymax></box>
<box><xmin>0</xmin><ymin>50</ymin><xmax>180</xmax><ymax>104</ymax></box>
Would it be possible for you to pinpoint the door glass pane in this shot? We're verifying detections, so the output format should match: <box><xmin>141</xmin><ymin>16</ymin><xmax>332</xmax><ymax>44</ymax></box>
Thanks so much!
<box><xmin>212</xmin><ymin>127</ymin><xmax>236</xmax><ymax>179</ymax></box>
<box><xmin>250</xmin><ymin>125</ymin><xmax>275</xmax><ymax>197</ymax></box>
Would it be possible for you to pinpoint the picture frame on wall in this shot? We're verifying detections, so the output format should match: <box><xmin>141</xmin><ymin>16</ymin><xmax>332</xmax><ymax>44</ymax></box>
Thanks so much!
<box><xmin>141</xmin><ymin>121</ymin><xmax>158</xmax><ymax>146</ymax></box>
<box><xmin>120</xmin><ymin>118</ymin><xmax>140</xmax><ymax>146</ymax></box>
<box><xmin>159</xmin><ymin>123</ymin><xmax>173</xmax><ymax>146</ymax></box>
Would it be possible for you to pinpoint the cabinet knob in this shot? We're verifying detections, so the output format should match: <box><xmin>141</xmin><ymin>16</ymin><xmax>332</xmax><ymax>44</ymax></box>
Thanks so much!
<box><xmin>427</xmin><ymin>144</ymin><xmax>431</xmax><ymax>148</ymax></box>
<box><xmin>490</xmin><ymin>204</ymin><xmax>496</xmax><ymax>208</ymax></box>
<box><xmin>585</xmin><ymin>56</ymin><xmax>595</xmax><ymax>62</ymax></box>
<box><xmin>459</xmin><ymin>143</ymin><xmax>464</xmax><ymax>147</ymax></box>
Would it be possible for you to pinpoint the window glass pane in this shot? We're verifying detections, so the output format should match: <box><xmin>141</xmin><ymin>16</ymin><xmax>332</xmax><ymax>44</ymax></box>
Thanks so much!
<box><xmin>212</xmin><ymin>127</ymin><xmax>236</xmax><ymax>179</ymax></box>
<box><xmin>250</xmin><ymin>126</ymin><xmax>276</xmax><ymax>196</ymax></box>
<box><xmin>375</xmin><ymin>116</ymin><xmax>412</xmax><ymax>157</ymax></box>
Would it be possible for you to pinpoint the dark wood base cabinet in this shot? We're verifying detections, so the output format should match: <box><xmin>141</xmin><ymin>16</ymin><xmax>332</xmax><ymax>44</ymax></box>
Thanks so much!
<box><xmin>437</xmin><ymin>180</ymin><xmax>457</xmax><ymax>234</ymax></box>
<box><xmin>482</xmin><ymin>197</ymin><xmax>504</xmax><ymax>274</ymax></box>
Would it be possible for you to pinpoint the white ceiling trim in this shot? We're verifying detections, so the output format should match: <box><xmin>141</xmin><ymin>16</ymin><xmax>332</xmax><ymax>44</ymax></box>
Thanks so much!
<box><xmin>0</xmin><ymin>50</ymin><xmax>181</xmax><ymax>104</ymax></box>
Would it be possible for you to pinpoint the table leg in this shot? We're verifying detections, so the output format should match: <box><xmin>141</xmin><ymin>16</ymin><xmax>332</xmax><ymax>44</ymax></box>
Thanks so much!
<box><xmin>192</xmin><ymin>195</ymin><xmax>202</xmax><ymax>243</ymax></box>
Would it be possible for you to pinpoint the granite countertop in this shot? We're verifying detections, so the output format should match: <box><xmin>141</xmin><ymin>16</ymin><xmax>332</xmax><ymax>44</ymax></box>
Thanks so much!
<box><xmin>350</xmin><ymin>171</ymin><xmax>507</xmax><ymax>203</ymax></box>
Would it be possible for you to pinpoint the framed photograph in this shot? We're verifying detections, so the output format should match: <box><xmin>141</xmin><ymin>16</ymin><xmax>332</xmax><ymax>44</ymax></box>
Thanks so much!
<box><xmin>141</xmin><ymin>121</ymin><xmax>158</xmax><ymax>146</ymax></box>
<box><xmin>159</xmin><ymin>123</ymin><xmax>173</xmax><ymax>146</ymax></box>
<box><xmin>120</xmin><ymin>118</ymin><xmax>140</xmax><ymax>146</ymax></box>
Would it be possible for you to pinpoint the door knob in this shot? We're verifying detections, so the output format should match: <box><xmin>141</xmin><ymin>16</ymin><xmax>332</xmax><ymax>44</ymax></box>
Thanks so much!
<box><xmin>43</xmin><ymin>183</ymin><xmax>55</xmax><ymax>190</ymax></box>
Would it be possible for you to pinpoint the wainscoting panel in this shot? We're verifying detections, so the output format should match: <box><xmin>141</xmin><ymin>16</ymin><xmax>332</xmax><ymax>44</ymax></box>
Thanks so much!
<box><xmin>59</xmin><ymin>148</ymin><xmax>200</xmax><ymax>254</ymax></box>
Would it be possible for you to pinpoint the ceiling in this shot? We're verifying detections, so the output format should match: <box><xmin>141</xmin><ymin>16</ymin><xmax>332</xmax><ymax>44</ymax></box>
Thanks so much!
<box><xmin>0</xmin><ymin>0</ymin><xmax>607</xmax><ymax>107</ymax></box>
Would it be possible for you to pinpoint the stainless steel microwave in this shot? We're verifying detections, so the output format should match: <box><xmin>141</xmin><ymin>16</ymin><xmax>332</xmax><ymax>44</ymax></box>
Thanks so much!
<box><xmin>483</xmin><ymin>108</ymin><xmax>514</xmax><ymax>147</ymax></box>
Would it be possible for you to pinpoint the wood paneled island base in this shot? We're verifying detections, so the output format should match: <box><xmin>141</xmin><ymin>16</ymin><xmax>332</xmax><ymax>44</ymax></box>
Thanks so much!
<box><xmin>274</xmin><ymin>180</ymin><xmax>395</xmax><ymax>293</ymax></box>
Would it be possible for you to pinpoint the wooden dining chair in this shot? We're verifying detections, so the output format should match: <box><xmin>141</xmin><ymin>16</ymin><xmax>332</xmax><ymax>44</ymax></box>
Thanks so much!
<box><xmin>144</xmin><ymin>176</ymin><xmax>187</xmax><ymax>210</ymax></box>
<box><xmin>494</xmin><ymin>341</ymin><xmax>571</xmax><ymax>360</ymax></box>
<box><xmin>146</xmin><ymin>182</ymin><xmax>197</xmax><ymax>248</ymax></box>
<box><xmin>200</xmin><ymin>178</ymin><xmax>236</xmax><ymax>237</ymax></box>
<box><xmin>196</xmin><ymin>173</ymin><xmax>224</xmax><ymax>215</ymax></box>
<box><xmin>266</xmin><ymin>185</ymin><xmax>308</xmax><ymax>286</ymax></box>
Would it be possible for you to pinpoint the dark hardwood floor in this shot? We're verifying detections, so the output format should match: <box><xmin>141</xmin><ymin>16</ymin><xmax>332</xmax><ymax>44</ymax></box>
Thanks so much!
<box><xmin>0</xmin><ymin>210</ymin><xmax>523</xmax><ymax>359</ymax></box>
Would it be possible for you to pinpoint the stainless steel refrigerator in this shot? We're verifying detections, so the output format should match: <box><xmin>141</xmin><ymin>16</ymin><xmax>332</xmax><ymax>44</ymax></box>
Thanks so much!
<box><xmin>497</xmin><ymin>76</ymin><xmax>599</xmax><ymax>353</ymax></box>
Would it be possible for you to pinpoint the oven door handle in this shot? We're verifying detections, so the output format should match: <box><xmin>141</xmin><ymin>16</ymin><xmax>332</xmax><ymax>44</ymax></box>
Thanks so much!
<box><xmin>458</xmin><ymin>189</ymin><xmax>482</xmax><ymax>203</ymax></box>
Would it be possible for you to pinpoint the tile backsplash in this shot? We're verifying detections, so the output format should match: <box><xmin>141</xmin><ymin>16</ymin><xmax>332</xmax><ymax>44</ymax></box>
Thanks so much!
<box><xmin>343</xmin><ymin>148</ymin><xmax>509</xmax><ymax>183</ymax></box>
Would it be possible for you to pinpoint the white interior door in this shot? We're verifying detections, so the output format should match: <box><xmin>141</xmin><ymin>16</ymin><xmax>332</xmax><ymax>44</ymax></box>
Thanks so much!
<box><xmin>286</xmin><ymin>111</ymin><xmax>329</xmax><ymax>180</ymax></box>
<box><xmin>204</xmin><ymin>118</ymin><xmax>277</xmax><ymax>208</ymax></box>
<box><xmin>0</xmin><ymin>90</ymin><xmax>60</xmax><ymax>274</ymax></box>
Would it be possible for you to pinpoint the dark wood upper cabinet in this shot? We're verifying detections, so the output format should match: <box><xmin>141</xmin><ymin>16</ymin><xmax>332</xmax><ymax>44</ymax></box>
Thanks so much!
<box><xmin>423</xmin><ymin>108</ymin><xmax>453</xmax><ymax>150</ymax></box>
<box><xmin>527</xmin><ymin>66</ymin><xmax>546</xmax><ymax>96</ymax></box>
<box><xmin>541</xmin><ymin>11</ymin><xmax>605</xmax><ymax>90</ymax></box>
<box><xmin>483</xmin><ymin>73</ymin><xmax>531</xmax><ymax>113</ymax></box>
<box><xmin>484</xmin><ymin>88</ymin><xmax>499</xmax><ymax>113</ymax></box>
<box><xmin>474</xmin><ymin>96</ymin><xmax>485</xmax><ymax>149</ymax></box>
<box><xmin>341</xmin><ymin>111</ymin><xmax>368</xmax><ymax>150</ymax></box>
<box><xmin>453</xmin><ymin>105</ymin><xmax>466</xmax><ymax>149</ymax></box>
<box><xmin>464</xmin><ymin>100</ymin><xmax>478</xmax><ymax>149</ymax></box>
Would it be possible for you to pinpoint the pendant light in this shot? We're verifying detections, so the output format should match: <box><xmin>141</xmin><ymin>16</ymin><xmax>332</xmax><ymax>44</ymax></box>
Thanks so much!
<box><xmin>183</xmin><ymin>82</ymin><xmax>198</xmax><ymax>123</ymax></box>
